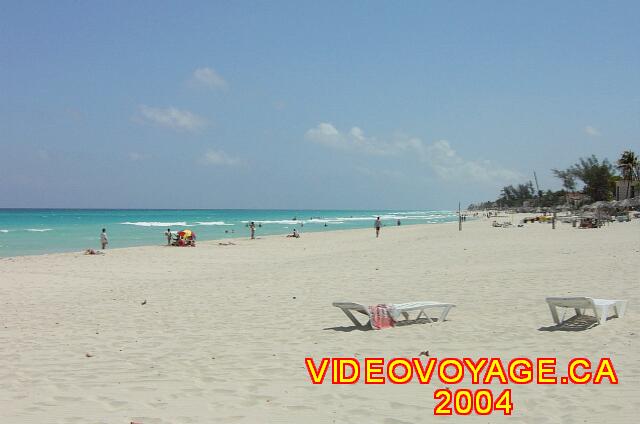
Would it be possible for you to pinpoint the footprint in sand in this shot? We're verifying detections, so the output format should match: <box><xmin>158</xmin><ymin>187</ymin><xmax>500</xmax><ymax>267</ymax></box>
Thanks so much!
<box><xmin>388</xmin><ymin>401</ymin><xmax>422</xmax><ymax>411</ymax></box>
<box><xmin>52</xmin><ymin>395</ymin><xmax>82</xmax><ymax>402</ymax></box>
<box><xmin>284</xmin><ymin>404</ymin><xmax>315</xmax><ymax>411</ymax></box>
<box><xmin>147</xmin><ymin>401</ymin><xmax>168</xmax><ymax>408</ymax></box>
<box><xmin>383</xmin><ymin>418</ymin><xmax>412</xmax><ymax>424</ymax></box>
<box><xmin>106</xmin><ymin>399</ymin><xmax>128</xmax><ymax>408</ymax></box>
<box><xmin>130</xmin><ymin>386</ymin><xmax>156</xmax><ymax>392</ymax></box>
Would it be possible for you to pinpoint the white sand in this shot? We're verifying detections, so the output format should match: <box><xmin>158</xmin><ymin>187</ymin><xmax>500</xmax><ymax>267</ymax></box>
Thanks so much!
<box><xmin>1</xmin><ymin>216</ymin><xmax>638</xmax><ymax>423</ymax></box>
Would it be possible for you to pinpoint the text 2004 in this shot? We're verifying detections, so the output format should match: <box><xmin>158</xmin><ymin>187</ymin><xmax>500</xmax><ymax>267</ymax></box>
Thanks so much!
<box><xmin>434</xmin><ymin>388</ymin><xmax>513</xmax><ymax>415</ymax></box>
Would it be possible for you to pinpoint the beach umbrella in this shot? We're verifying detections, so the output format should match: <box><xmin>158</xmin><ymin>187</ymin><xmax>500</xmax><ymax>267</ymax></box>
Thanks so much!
<box><xmin>179</xmin><ymin>229</ymin><xmax>192</xmax><ymax>238</ymax></box>
<box><xmin>617</xmin><ymin>198</ymin><xmax>640</xmax><ymax>208</ymax></box>
<box><xmin>628</xmin><ymin>197</ymin><xmax>639</xmax><ymax>206</ymax></box>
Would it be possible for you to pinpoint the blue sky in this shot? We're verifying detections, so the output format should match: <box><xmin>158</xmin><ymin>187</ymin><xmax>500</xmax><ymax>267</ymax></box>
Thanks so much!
<box><xmin>1</xmin><ymin>1</ymin><xmax>638</xmax><ymax>209</ymax></box>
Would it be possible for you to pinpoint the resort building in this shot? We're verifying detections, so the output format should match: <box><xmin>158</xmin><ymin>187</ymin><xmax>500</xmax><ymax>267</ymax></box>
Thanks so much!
<box><xmin>615</xmin><ymin>180</ymin><xmax>637</xmax><ymax>201</ymax></box>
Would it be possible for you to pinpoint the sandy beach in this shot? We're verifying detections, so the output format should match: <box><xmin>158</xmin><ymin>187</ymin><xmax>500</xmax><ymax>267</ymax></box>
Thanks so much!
<box><xmin>1</xmin><ymin>216</ymin><xmax>638</xmax><ymax>423</ymax></box>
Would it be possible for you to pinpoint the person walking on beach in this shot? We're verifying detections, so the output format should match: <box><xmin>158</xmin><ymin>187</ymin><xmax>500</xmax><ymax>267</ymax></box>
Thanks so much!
<box><xmin>249</xmin><ymin>222</ymin><xmax>256</xmax><ymax>239</ymax></box>
<box><xmin>100</xmin><ymin>228</ymin><xmax>108</xmax><ymax>249</ymax></box>
<box><xmin>374</xmin><ymin>217</ymin><xmax>382</xmax><ymax>238</ymax></box>
<box><xmin>165</xmin><ymin>228</ymin><xmax>172</xmax><ymax>245</ymax></box>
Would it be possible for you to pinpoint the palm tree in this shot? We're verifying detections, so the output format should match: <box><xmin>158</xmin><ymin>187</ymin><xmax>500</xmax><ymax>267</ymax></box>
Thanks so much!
<box><xmin>616</xmin><ymin>151</ymin><xmax>639</xmax><ymax>199</ymax></box>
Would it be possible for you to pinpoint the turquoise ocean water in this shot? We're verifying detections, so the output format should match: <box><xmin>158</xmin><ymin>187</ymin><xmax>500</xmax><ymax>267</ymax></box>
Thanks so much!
<box><xmin>0</xmin><ymin>209</ymin><xmax>459</xmax><ymax>257</ymax></box>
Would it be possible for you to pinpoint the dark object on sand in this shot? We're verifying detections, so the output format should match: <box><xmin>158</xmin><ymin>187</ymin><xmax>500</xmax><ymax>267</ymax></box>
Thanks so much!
<box><xmin>84</xmin><ymin>248</ymin><xmax>104</xmax><ymax>255</ymax></box>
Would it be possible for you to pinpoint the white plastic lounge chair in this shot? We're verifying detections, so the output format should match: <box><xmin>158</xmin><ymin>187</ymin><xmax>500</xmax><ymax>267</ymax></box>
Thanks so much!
<box><xmin>546</xmin><ymin>297</ymin><xmax>627</xmax><ymax>326</ymax></box>
<box><xmin>332</xmin><ymin>301</ymin><xmax>455</xmax><ymax>329</ymax></box>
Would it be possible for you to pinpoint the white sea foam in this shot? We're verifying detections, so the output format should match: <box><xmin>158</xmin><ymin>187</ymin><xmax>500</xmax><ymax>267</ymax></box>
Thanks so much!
<box><xmin>240</xmin><ymin>220</ymin><xmax>297</xmax><ymax>225</ymax></box>
<box><xmin>0</xmin><ymin>229</ymin><xmax>9</xmax><ymax>233</ymax></box>
<box><xmin>395</xmin><ymin>215</ymin><xmax>454</xmax><ymax>220</ymax></box>
<box><xmin>237</xmin><ymin>213</ymin><xmax>457</xmax><ymax>226</ymax></box>
<box><xmin>241</xmin><ymin>219</ymin><xmax>347</xmax><ymax>225</ymax></box>
<box><xmin>330</xmin><ymin>216</ymin><xmax>377</xmax><ymax>222</ymax></box>
<box><xmin>195</xmin><ymin>221</ymin><xmax>234</xmax><ymax>226</ymax></box>
<box><xmin>240</xmin><ymin>215</ymin><xmax>450</xmax><ymax>225</ymax></box>
<box><xmin>306</xmin><ymin>219</ymin><xmax>345</xmax><ymax>224</ymax></box>
<box><xmin>121</xmin><ymin>222</ymin><xmax>189</xmax><ymax>227</ymax></box>
<box><xmin>26</xmin><ymin>228</ymin><xmax>53</xmax><ymax>232</ymax></box>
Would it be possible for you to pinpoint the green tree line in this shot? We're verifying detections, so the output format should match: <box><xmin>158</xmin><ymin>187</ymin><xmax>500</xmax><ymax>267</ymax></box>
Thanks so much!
<box><xmin>469</xmin><ymin>150</ymin><xmax>639</xmax><ymax>210</ymax></box>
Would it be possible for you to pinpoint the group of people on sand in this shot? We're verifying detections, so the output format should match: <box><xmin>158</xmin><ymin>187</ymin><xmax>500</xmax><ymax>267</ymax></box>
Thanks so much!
<box><xmin>180</xmin><ymin>216</ymin><xmax>385</xmax><ymax>244</ymax></box>
<box><xmin>88</xmin><ymin>216</ymin><xmax>387</xmax><ymax>254</ymax></box>
<box><xmin>164</xmin><ymin>228</ymin><xmax>196</xmax><ymax>247</ymax></box>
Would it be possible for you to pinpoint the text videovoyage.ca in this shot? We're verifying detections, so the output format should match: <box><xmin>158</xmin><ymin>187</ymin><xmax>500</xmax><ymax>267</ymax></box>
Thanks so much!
<box><xmin>305</xmin><ymin>356</ymin><xmax>618</xmax><ymax>416</ymax></box>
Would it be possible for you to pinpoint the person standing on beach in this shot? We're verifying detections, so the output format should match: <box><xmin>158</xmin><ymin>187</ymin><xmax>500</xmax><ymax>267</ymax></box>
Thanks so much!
<box><xmin>100</xmin><ymin>228</ymin><xmax>108</xmax><ymax>249</ymax></box>
<box><xmin>249</xmin><ymin>222</ymin><xmax>256</xmax><ymax>239</ymax></box>
<box><xmin>374</xmin><ymin>217</ymin><xmax>382</xmax><ymax>238</ymax></box>
<box><xmin>165</xmin><ymin>228</ymin><xmax>172</xmax><ymax>245</ymax></box>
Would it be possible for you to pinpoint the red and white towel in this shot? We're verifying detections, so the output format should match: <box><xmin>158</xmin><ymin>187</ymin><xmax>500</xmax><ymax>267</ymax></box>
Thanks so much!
<box><xmin>368</xmin><ymin>304</ymin><xmax>395</xmax><ymax>330</ymax></box>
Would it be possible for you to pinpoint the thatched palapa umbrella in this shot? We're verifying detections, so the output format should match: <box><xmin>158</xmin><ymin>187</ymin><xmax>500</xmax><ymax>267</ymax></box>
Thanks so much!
<box><xmin>584</xmin><ymin>200</ymin><xmax>614</xmax><ymax>211</ymax></box>
<box><xmin>617</xmin><ymin>197</ymin><xmax>640</xmax><ymax>208</ymax></box>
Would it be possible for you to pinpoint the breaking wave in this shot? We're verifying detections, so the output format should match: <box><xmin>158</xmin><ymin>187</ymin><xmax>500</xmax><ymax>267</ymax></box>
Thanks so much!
<box><xmin>121</xmin><ymin>222</ymin><xmax>189</xmax><ymax>227</ymax></box>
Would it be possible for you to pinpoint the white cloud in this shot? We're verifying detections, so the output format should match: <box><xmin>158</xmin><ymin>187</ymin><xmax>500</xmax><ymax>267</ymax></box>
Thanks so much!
<box><xmin>200</xmin><ymin>149</ymin><xmax>241</xmax><ymax>166</ymax></box>
<box><xmin>424</xmin><ymin>140</ymin><xmax>522</xmax><ymax>183</ymax></box>
<box><xmin>137</xmin><ymin>105</ymin><xmax>206</xmax><ymax>132</ymax></box>
<box><xmin>305</xmin><ymin>123</ymin><xmax>393</xmax><ymax>155</ymax></box>
<box><xmin>305</xmin><ymin>123</ymin><xmax>521</xmax><ymax>184</ymax></box>
<box><xmin>191</xmin><ymin>67</ymin><xmax>228</xmax><ymax>90</ymax></box>
<box><xmin>305</xmin><ymin>123</ymin><xmax>344</xmax><ymax>148</ymax></box>
<box><xmin>585</xmin><ymin>125</ymin><xmax>601</xmax><ymax>137</ymax></box>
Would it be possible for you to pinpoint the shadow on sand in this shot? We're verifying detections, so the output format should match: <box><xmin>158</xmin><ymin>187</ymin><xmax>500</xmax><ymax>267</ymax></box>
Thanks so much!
<box><xmin>538</xmin><ymin>315</ymin><xmax>601</xmax><ymax>332</ymax></box>
<box><xmin>324</xmin><ymin>317</ymin><xmax>444</xmax><ymax>332</ymax></box>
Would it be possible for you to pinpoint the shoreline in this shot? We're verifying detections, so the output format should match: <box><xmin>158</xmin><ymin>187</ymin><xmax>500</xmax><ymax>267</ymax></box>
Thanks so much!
<box><xmin>0</xmin><ymin>217</ymin><xmax>464</xmax><ymax>260</ymax></box>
